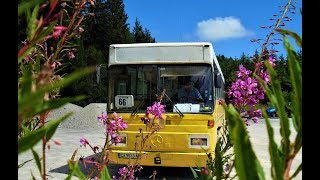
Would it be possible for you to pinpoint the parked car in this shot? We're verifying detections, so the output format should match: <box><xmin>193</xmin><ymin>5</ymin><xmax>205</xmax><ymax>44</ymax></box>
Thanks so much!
<box><xmin>266</xmin><ymin>106</ymin><xmax>277</xmax><ymax>117</ymax></box>
<box><xmin>265</xmin><ymin>102</ymin><xmax>292</xmax><ymax>118</ymax></box>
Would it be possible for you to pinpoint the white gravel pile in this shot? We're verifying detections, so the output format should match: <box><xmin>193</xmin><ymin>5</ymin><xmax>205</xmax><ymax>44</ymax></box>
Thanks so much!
<box><xmin>47</xmin><ymin>103</ymin><xmax>107</xmax><ymax>129</ymax></box>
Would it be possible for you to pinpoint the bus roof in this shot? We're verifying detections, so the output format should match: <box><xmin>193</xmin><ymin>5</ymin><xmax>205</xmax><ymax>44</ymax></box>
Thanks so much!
<box><xmin>109</xmin><ymin>42</ymin><xmax>214</xmax><ymax>64</ymax></box>
<box><xmin>108</xmin><ymin>42</ymin><xmax>224</xmax><ymax>82</ymax></box>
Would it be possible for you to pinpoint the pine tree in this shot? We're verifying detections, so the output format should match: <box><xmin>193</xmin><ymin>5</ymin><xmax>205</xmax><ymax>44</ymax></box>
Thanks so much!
<box><xmin>133</xmin><ymin>18</ymin><xmax>156</xmax><ymax>43</ymax></box>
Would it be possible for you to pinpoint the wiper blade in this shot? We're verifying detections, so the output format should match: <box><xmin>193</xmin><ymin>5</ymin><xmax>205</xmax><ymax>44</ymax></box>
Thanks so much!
<box><xmin>173</xmin><ymin>103</ymin><xmax>184</xmax><ymax>117</ymax></box>
<box><xmin>159</xmin><ymin>88</ymin><xmax>184</xmax><ymax>117</ymax></box>
<box><xmin>131</xmin><ymin>99</ymin><xmax>145</xmax><ymax>116</ymax></box>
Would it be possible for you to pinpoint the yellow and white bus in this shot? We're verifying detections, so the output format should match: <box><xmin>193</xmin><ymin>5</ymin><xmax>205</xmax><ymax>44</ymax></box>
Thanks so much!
<box><xmin>106</xmin><ymin>42</ymin><xmax>226</xmax><ymax>167</ymax></box>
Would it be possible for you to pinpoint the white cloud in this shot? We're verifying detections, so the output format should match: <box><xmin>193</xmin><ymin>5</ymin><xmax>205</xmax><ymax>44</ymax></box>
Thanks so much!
<box><xmin>196</xmin><ymin>16</ymin><xmax>254</xmax><ymax>41</ymax></box>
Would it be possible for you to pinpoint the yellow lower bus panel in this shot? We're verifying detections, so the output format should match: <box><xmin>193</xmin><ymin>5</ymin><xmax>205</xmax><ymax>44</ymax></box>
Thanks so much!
<box><xmin>107</xmin><ymin>100</ymin><xmax>226</xmax><ymax>168</ymax></box>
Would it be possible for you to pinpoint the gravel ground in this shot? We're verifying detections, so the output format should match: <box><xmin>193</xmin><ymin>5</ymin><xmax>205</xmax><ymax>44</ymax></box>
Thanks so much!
<box><xmin>47</xmin><ymin>103</ymin><xmax>107</xmax><ymax>129</ymax></box>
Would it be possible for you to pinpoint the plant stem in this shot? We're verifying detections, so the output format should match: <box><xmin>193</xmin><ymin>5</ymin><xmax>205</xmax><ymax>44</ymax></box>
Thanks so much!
<box><xmin>284</xmin><ymin>158</ymin><xmax>293</xmax><ymax>180</ymax></box>
<box><xmin>255</xmin><ymin>0</ymin><xmax>293</xmax><ymax>74</ymax></box>
<box><xmin>284</xmin><ymin>147</ymin><xmax>296</xmax><ymax>180</ymax></box>
<box><xmin>40</xmin><ymin>113</ymin><xmax>47</xmax><ymax>180</ymax></box>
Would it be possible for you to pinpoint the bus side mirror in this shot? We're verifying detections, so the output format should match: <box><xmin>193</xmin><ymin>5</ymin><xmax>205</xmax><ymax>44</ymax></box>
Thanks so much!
<box><xmin>215</xmin><ymin>73</ymin><xmax>222</xmax><ymax>88</ymax></box>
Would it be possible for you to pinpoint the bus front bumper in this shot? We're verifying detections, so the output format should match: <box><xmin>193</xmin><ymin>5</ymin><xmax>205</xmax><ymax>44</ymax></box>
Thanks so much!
<box><xmin>108</xmin><ymin>150</ymin><xmax>210</xmax><ymax>167</ymax></box>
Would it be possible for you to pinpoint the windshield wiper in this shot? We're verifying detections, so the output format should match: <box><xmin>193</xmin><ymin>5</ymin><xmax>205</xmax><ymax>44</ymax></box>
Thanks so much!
<box><xmin>131</xmin><ymin>99</ymin><xmax>145</xmax><ymax>116</ymax></box>
<box><xmin>158</xmin><ymin>88</ymin><xmax>184</xmax><ymax>117</ymax></box>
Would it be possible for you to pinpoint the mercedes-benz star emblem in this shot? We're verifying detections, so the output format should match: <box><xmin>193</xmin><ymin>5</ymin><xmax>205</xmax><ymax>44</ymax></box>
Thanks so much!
<box><xmin>150</xmin><ymin>135</ymin><xmax>163</xmax><ymax>147</ymax></box>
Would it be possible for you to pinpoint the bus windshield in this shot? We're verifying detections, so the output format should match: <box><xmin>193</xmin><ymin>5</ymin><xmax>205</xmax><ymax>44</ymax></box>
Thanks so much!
<box><xmin>107</xmin><ymin>64</ymin><xmax>214</xmax><ymax>114</ymax></box>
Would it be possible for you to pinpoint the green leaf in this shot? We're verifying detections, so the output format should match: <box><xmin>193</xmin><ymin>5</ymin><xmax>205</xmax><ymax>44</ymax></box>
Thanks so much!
<box><xmin>18</xmin><ymin>65</ymin><xmax>33</xmax><ymax>97</ymax></box>
<box><xmin>32</xmin><ymin>22</ymin><xmax>56</xmax><ymax>45</ymax></box>
<box><xmin>285</xmin><ymin>35</ymin><xmax>302</xmax><ymax>134</ymax></box>
<box><xmin>18</xmin><ymin>127</ymin><xmax>46</xmax><ymax>154</ymax></box>
<box><xmin>44</xmin><ymin>67</ymin><xmax>95</xmax><ymax>93</ymax></box>
<box><xmin>35</xmin><ymin>50</ymin><xmax>41</xmax><ymax>73</ymax></box>
<box><xmin>264</xmin><ymin>61</ymin><xmax>291</xmax><ymax>157</ymax></box>
<box><xmin>18</xmin><ymin>45</ymin><xmax>36</xmax><ymax>64</ymax></box>
<box><xmin>276</xmin><ymin>29</ymin><xmax>302</xmax><ymax>48</ymax></box>
<box><xmin>18</xmin><ymin>0</ymin><xmax>46</xmax><ymax>16</ymax></box>
<box><xmin>189</xmin><ymin>167</ymin><xmax>199</xmax><ymax>179</ymax></box>
<box><xmin>44</xmin><ymin>112</ymin><xmax>72</xmax><ymax>141</ymax></box>
<box><xmin>31</xmin><ymin>172</ymin><xmax>37</xmax><ymax>180</ymax></box>
<box><xmin>21</xmin><ymin>124</ymin><xmax>32</xmax><ymax>134</ymax></box>
<box><xmin>18</xmin><ymin>67</ymin><xmax>94</xmax><ymax>119</ymax></box>
<box><xmin>19</xmin><ymin>93</ymin><xmax>84</xmax><ymax>121</ymax></box>
<box><xmin>31</xmin><ymin>148</ymin><xmax>42</xmax><ymax>176</ymax></box>
<box><xmin>73</xmin><ymin>163</ymin><xmax>87</xmax><ymax>180</ymax></box>
<box><xmin>66</xmin><ymin>149</ymin><xmax>79</xmax><ymax>180</ymax></box>
<box><xmin>263</xmin><ymin>112</ymin><xmax>284</xmax><ymax>180</ymax></box>
<box><xmin>66</xmin><ymin>160</ymin><xmax>86</xmax><ymax>180</ymax></box>
<box><xmin>27</xmin><ymin>5</ymin><xmax>39</xmax><ymax>40</ymax></box>
<box><xmin>293</xmin><ymin>130</ymin><xmax>302</xmax><ymax>155</ymax></box>
<box><xmin>214</xmin><ymin>140</ymin><xmax>223</xmax><ymax>180</ymax></box>
<box><xmin>100</xmin><ymin>166</ymin><xmax>111</xmax><ymax>180</ymax></box>
<box><xmin>18</xmin><ymin>22</ymin><xmax>56</xmax><ymax>64</ymax></box>
<box><xmin>224</xmin><ymin>104</ymin><xmax>266</xmax><ymax>180</ymax></box>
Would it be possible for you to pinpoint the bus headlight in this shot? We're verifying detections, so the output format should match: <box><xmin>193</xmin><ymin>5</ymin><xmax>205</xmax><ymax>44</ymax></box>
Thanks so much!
<box><xmin>189</xmin><ymin>134</ymin><xmax>209</xmax><ymax>149</ymax></box>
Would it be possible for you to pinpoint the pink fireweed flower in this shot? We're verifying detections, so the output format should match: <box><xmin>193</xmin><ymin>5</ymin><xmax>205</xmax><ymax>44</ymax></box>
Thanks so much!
<box><xmin>97</xmin><ymin>112</ymin><xmax>108</xmax><ymax>125</ymax></box>
<box><xmin>21</xmin><ymin>39</ymin><xmax>28</xmax><ymax>46</ymax></box>
<box><xmin>227</xmin><ymin>62</ymin><xmax>272</xmax><ymax>126</ymax></box>
<box><xmin>80</xmin><ymin>137</ymin><xmax>89</xmax><ymax>147</ymax></box>
<box><xmin>52</xmin><ymin>26</ymin><xmax>67</xmax><ymax>38</ymax></box>
<box><xmin>105</xmin><ymin>112</ymin><xmax>128</xmax><ymax>145</ymax></box>
<box><xmin>113</xmin><ymin>136</ymin><xmax>122</xmax><ymax>144</ymax></box>
<box><xmin>268</xmin><ymin>56</ymin><xmax>276</xmax><ymax>67</ymax></box>
<box><xmin>254</xmin><ymin>109</ymin><xmax>262</xmax><ymax>117</ymax></box>
<box><xmin>202</xmin><ymin>166</ymin><xmax>209</xmax><ymax>175</ymax></box>
<box><xmin>255</xmin><ymin>61</ymin><xmax>263</xmax><ymax>71</ymax></box>
<box><xmin>251</xmin><ymin>117</ymin><xmax>259</xmax><ymax>123</ymax></box>
<box><xmin>232</xmin><ymin>91</ymin><xmax>241</xmax><ymax>99</ymax></box>
<box><xmin>259</xmin><ymin>70</ymin><xmax>270</xmax><ymax>84</ymax></box>
<box><xmin>68</xmin><ymin>51</ymin><xmax>75</xmax><ymax>59</ymax></box>
<box><xmin>118</xmin><ymin>166</ymin><xmax>129</xmax><ymax>178</ymax></box>
<box><xmin>79</xmin><ymin>27</ymin><xmax>84</xmax><ymax>33</ymax></box>
<box><xmin>237</xmin><ymin>65</ymin><xmax>251</xmax><ymax>77</ymax></box>
<box><xmin>244</xmin><ymin>119</ymin><xmax>250</xmax><ymax>126</ymax></box>
<box><xmin>146</xmin><ymin>101</ymin><xmax>165</xmax><ymax>119</ymax></box>
<box><xmin>117</xmin><ymin>165</ymin><xmax>136</xmax><ymax>180</ymax></box>
<box><xmin>51</xmin><ymin>139</ymin><xmax>61</xmax><ymax>145</ymax></box>
<box><xmin>61</xmin><ymin>2</ymin><xmax>67</xmax><ymax>8</ymax></box>
<box><xmin>51</xmin><ymin>61</ymin><xmax>62</xmax><ymax>69</ymax></box>
<box><xmin>245</xmin><ymin>77</ymin><xmax>258</xmax><ymax>95</ymax></box>
<box><xmin>247</xmin><ymin>96</ymin><xmax>258</xmax><ymax>107</ymax></box>
<box><xmin>112</xmin><ymin>112</ymin><xmax>128</xmax><ymax>130</ymax></box>
<box><xmin>256</xmin><ymin>90</ymin><xmax>265</xmax><ymax>99</ymax></box>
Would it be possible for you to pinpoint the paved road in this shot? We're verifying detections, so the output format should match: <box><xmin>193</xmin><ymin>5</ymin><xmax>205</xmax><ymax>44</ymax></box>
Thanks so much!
<box><xmin>18</xmin><ymin>118</ymin><xmax>302</xmax><ymax>180</ymax></box>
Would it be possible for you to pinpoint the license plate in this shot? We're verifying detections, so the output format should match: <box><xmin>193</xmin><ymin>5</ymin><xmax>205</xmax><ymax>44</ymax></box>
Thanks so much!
<box><xmin>118</xmin><ymin>153</ymin><xmax>140</xmax><ymax>159</ymax></box>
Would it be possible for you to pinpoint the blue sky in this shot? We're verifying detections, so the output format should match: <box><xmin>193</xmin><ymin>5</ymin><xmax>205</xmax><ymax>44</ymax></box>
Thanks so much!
<box><xmin>123</xmin><ymin>0</ymin><xmax>302</xmax><ymax>59</ymax></box>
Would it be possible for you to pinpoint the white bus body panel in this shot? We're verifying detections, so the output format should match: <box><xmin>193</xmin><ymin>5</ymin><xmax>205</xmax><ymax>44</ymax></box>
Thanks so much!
<box><xmin>109</xmin><ymin>42</ymin><xmax>214</xmax><ymax>65</ymax></box>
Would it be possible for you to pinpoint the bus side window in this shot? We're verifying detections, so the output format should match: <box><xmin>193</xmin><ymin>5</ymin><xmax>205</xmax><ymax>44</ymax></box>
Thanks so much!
<box><xmin>215</xmin><ymin>73</ymin><xmax>222</xmax><ymax>88</ymax></box>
